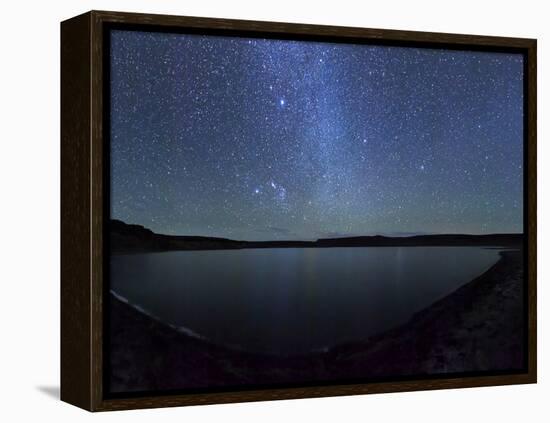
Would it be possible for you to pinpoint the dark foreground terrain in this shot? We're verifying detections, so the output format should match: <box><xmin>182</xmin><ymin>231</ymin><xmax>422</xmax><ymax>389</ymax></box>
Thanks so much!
<box><xmin>108</xmin><ymin>250</ymin><xmax>525</xmax><ymax>394</ymax></box>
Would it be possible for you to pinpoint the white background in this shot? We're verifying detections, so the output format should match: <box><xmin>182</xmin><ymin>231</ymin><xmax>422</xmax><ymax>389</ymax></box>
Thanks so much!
<box><xmin>0</xmin><ymin>0</ymin><xmax>546</xmax><ymax>420</ymax></box>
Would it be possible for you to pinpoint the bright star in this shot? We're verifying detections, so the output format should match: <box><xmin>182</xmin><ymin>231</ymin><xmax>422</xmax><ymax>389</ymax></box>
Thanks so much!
<box><xmin>279</xmin><ymin>99</ymin><xmax>285</xmax><ymax>106</ymax></box>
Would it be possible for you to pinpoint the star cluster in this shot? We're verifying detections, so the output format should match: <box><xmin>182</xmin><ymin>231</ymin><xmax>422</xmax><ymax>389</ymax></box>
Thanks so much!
<box><xmin>110</xmin><ymin>30</ymin><xmax>524</xmax><ymax>240</ymax></box>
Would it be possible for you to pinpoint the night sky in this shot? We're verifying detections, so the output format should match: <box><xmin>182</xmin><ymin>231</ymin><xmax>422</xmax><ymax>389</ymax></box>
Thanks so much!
<box><xmin>110</xmin><ymin>30</ymin><xmax>524</xmax><ymax>241</ymax></box>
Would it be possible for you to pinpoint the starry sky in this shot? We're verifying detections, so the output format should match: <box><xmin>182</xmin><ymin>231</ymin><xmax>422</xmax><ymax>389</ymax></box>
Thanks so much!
<box><xmin>110</xmin><ymin>29</ymin><xmax>524</xmax><ymax>241</ymax></box>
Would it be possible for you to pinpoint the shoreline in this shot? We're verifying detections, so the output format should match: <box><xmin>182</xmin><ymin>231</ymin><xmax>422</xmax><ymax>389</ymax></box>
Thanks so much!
<box><xmin>325</xmin><ymin>250</ymin><xmax>525</xmax><ymax>376</ymax></box>
<box><xmin>110</xmin><ymin>218</ymin><xmax>523</xmax><ymax>253</ymax></box>
<box><xmin>108</xmin><ymin>249</ymin><xmax>524</xmax><ymax>393</ymax></box>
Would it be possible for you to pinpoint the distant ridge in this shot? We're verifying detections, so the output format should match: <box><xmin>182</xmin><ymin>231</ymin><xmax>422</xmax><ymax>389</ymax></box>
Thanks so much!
<box><xmin>110</xmin><ymin>219</ymin><xmax>523</xmax><ymax>253</ymax></box>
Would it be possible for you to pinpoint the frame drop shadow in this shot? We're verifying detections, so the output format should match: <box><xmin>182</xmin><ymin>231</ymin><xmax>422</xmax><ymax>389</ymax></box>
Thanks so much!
<box><xmin>36</xmin><ymin>386</ymin><xmax>60</xmax><ymax>400</ymax></box>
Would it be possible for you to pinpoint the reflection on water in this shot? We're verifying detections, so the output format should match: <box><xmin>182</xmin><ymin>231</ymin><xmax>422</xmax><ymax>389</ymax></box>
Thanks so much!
<box><xmin>110</xmin><ymin>247</ymin><xmax>500</xmax><ymax>354</ymax></box>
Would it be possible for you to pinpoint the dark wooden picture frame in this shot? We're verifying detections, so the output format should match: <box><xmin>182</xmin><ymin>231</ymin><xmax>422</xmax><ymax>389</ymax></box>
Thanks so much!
<box><xmin>61</xmin><ymin>10</ymin><xmax>537</xmax><ymax>412</ymax></box>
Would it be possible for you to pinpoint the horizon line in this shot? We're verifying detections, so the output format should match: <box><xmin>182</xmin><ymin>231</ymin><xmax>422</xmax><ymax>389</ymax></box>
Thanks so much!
<box><xmin>110</xmin><ymin>218</ymin><xmax>524</xmax><ymax>243</ymax></box>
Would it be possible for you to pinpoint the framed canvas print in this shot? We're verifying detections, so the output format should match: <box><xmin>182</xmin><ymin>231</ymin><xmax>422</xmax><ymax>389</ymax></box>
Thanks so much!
<box><xmin>60</xmin><ymin>10</ymin><xmax>536</xmax><ymax>411</ymax></box>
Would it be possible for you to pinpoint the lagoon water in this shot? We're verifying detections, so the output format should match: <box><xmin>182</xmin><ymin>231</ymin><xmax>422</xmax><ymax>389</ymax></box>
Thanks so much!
<box><xmin>111</xmin><ymin>247</ymin><xmax>500</xmax><ymax>355</ymax></box>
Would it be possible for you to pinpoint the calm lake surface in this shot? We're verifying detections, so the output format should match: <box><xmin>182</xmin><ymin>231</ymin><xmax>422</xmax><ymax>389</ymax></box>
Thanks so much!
<box><xmin>111</xmin><ymin>247</ymin><xmax>500</xmax><ymax>355</ymax></box>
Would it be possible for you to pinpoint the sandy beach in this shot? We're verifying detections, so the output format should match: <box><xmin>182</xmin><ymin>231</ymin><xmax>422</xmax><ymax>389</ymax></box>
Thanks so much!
<box><xmin>108</xmin><ymin>249</ymin><xmax>524</xmax><ymax>394</ymax></box>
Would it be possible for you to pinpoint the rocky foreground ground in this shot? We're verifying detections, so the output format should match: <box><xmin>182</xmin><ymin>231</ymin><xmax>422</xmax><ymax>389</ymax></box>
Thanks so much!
<box><xmin>108</xmin><ymin>250</ymin><xmax>524</xmax><ymax>394</ymax></box>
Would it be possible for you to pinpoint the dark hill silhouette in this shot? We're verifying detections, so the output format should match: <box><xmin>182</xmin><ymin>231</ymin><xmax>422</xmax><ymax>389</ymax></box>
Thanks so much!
<box><xmin>110</xmin><ymin>219</ymin><xmax>523</xmax><ymax>253</ymax></box>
